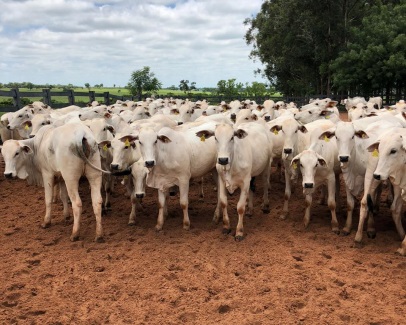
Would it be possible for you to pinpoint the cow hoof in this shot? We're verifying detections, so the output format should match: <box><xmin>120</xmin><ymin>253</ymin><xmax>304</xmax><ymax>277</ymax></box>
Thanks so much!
<box><xmin>332</xmin><ymin>229</ymin><xmax>340</xmax><ymax>235</ymax></box>
<box><xmin>367</xmin><ymin>231</ymin><xmax>376</xmax><ymax>239</ymax></box>
<box><xmin>183</xmin><ymin>224</ymin><xmax>190</xmax><ymax>231</ymax></box>
<box><xmin>262</xmin><ymin>207</ymin><xmax>270</xmax><ymax>214</ymax></box>
<box><xmin>341</xmin><ymin>230</ymin><xmax>350</xmax><ymax>236</ymax></box>
<box><xmin>396</xmin><ymin>248</ymin><xmax>405</xmax><ymax>256</ymax></box>
<box><xmin>41</xmin><ymin>222</ymin><xmax>51</xmax><ymax>229</ymax></box>
<box><xmin>128</xmin><ymin>221</ymin><xmax>136</xmax><ymax>227</ymax></box>
<box><xmin>234</xmin><ymin>235</ymin><xmax>244</xmax><ymax>242</ymax></box>
<box><xmin>222</xmin><ymin>228</ymin><xmax>231</xmax><ymax>235</ymax></box>
<box><xmin>212</xmin><ymin>216</ymin><xmax>220</xmax><ymax>224</ymax></box>
<box><xmin>95</xmin><ymin>236</ymin><xmax>105</xmax><ymax>243</ymax></box>
<box><xmin>70</xmin><ymin>235</ymin><xmax>80</xmax><ymax>242</ymax></box>
<box><xmin>353</xmin><ymin>241</ymin><xmax>363</xmax><ymax>249</ymax></box>
<box><xmin>155</xmin><ymin>226</ymin><xmax>163</xmax><ymax>232</ymax></box>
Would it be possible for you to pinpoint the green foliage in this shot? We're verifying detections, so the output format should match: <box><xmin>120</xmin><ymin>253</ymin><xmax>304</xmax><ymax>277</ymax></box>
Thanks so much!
<box><xmin>216</xmin><ymin>79</ymin><xmax>244</xmax><ymax>97</ymax></box>
<box><xmin>127</xmin><ymin>66</ymin><xmax>162</xmax><ymax>100</ymax></box>
<box><xmin>84</xmin><ymin>83</ymin><xmax>90</xmax><ymax>89</ymax></box>
<box><xmin>179</xmin><ymin>80</ymin><xmax>196</xmax><ymax>94</ymax></box>
<box><xmin>331</xmin><ymin>1</ymin><xmax>406</xmax><ymax>98</ymax></box>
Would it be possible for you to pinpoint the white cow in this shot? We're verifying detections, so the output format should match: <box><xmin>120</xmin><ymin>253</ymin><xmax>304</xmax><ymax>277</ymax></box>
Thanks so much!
<box><xmin>136</xmin><ymin>122</ymin><xmax>218</xmax><ymax>232</ymax></box>
<box><xmin>2</xmin><ymin>123</ymin><xmax>106</xmax><ymax>241</ymax></box>
<box><xmin>196</xmin><ymin>122</ymin><xmax>272</xmax><ymax>240</ymax></box>
<box><xmin>366</xmin><ymin>128</ymin><xmax>406</xmax><ymax>255</ymax></box>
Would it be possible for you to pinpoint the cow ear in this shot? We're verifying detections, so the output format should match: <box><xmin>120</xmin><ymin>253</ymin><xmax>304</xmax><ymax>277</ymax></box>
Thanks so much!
<box><xmin>234</xmin><ymin>129</ymin><xmax>248</xmax><ymax>139</ymax></box>
<box><xmin>319</xmin><ymin>110</ymin><xmax>332</xmax><ymax>117</ymax></box>
<box><xmin>325</xmin><ymin>101</ymin><xmax>338</xmax><ymax>108</ymax></box>
<box><xmin>290</xmin><ymin>155</ymin><xmax>300</xmax><ymax>170</ymax></box>
<box><xmin>251</xmin><ymin>114</ymin><xmax>258</xmax><ymax>121</ymax></box>
<box><xmin>366</xmin><ymin>112</ymin><xmax>377</xmax><ymax>117</ymax></box>
<box><xmin>157</xmin><ymin>135</ymin><xmax>171</xmax><ymax>143</ymax></box>
<box><xmin>171</xmin><ymin>109</ymin><xmax>179</xmax><ymax>115</ymax></box>
<box><xmin>145</xmin><ymin>111</ymin><xmax>151</xmax><ymax>117</ymax></box>
<box><xmin>319</xmin><ymin>130</ymin><xmax>335</xmax><ymax>140</ymax></box>
<box><xmin>106</xmin><ymin>125</ymin><xmax>115</xmax><ymax>135</ymax></box>
<box><xmin>119</xmin><ymin>135</ymin><xmax>138</xmax><ymax>143</ymax></box>
<box><xmin>191</xmin><ymin>108</ymin><xmax>195</xmax><ymax>115</ymax></box>
<box><xmin>21</xmin><ymin>144</ymin><xmax>33</xmax><ymax>155</ymax></box>
<box><xmin>298</xmin><ymin>125</ymin><xmax>308</xmax><ymax>133</ymax></box>
<box><xmin>104</xmin><ymin>112</ymin><xmax>111</xmax><ymax>119</ymax></box>
<box><xmin>270</xmin><ymin>125</ymin><xmax>282</xmax><ymax>134</ymax></box>
<box><xmin>257</xmin><ymin>105</ymin><xmax>264</xmax><ymax>111</ymax></box>
<box><xmin>355</xmin><ymin>130</ymin><xmax>369</xmax><ymax>139</ymax></box>
<box><xmin>401</xmin><ymin>112</ymin><xmax>406</xmax><ymax>121</ymax></box>
<box><xmin>195</xmin><ymin>130</ymin><xmax>214</xmax><ymax>140</ymax></box>
<box><xmin>316</xmin><ymin>153</ymin><xmax>327</xmax><ymax>167</ymax></box>
<box><xmin>98</xmin><ymin>140</ymin><xmax>111</xmax><ymax>150</ymax></box>
<box><xmin>367</xmin><ymin>142</ymin><xmax>379</xmax><ymax>152</ymax></box>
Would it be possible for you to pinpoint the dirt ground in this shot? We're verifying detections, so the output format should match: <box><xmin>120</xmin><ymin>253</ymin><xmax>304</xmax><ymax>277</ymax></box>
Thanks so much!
<box><xmin>1</xmin><ymin>114</ymin><xmax>405</xmax><ymax>324</ymax></box>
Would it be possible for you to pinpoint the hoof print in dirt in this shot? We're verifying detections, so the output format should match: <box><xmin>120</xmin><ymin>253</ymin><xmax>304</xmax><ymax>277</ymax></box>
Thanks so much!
<box><xmin>218</xmin><ymin>304</ymin><xmax>231</xmax><ymax>314</ymax></box>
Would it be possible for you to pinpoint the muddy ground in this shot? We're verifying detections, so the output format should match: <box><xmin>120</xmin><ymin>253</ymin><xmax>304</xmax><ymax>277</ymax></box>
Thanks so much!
<box><xmin>0</xmin><ymin>116</ymin><xmax>405</xmax><ymax>324</ymax></box>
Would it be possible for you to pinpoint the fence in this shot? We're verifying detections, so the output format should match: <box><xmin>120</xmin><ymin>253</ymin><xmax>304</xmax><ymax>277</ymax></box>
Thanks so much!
<box><xmin>0</xmin><ymin>88</ymin><xmax>368</xmax><ymax>112</ymax></box>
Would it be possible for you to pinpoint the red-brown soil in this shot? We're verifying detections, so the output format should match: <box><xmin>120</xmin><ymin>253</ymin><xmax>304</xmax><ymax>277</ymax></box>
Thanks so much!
<box><xmin>0</xmin><ymin>113</ymin><xmax>405</xmax><ymax>324</ymax></box>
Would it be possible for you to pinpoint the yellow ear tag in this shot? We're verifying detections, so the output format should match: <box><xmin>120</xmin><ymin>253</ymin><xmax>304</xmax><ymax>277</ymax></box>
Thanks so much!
<box><xmin>273</xmin><ymin>129</ymin><xmax>279</xmax><ymax>135</ymax></box>
<box><xmin>325</xmin><ymin>115</ymin><xmax>330</xmax><ymax>119</ymax></box>
<box><xmin>372</xmin><ymin>149</ymin><xmax>379</xmax><ymax>157</ymax></box>
<box><xmin>200</xmin><ymin>134</ymin><xmax>206</xmax><ymax>142</ymax></box>
<box><xmin>124</xmin><ymin>139</ymin><xmax>131</xmax><ymax>147</ymax></box>
<box><xmin>292</xmin><ymin>162</ymin><xmax>297</xmax><ymax>170</ymax></box>
<box><xmin>362</xmin><ymin>133</ymin><xmax>367</xmax><ymax>139</ymax></box>
<box><xmin>24</xmin><ymin>124</ymin><xmax>30</xmax><ymax>130</ymax></box>
<box><xmin>103</xmin><ymin>144</ymin><xmax>108</xmax><ymax>151</ymax></box>
<box><xmin>123</xmin><ymin>175</ymin><xmax>128</xmax><ymax>180</ymax></box>
<box><xmin>174</xmin><ymin>111</ymin><xmax>179</xmax><ymax>115</ymax></box>
<box><xmin>324</xmin><ymin>135</ymin><xmax>330</xmax><ymax>142</ymax></box>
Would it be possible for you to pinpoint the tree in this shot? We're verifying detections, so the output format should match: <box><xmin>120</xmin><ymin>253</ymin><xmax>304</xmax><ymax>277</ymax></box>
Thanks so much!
<box><xmin>85</xmin><ymin>83</ymin><xmax>90</xmax><ymax>89</ymax></box>
<box><xmin>244</xmin><ymin>0</ymin><xmax>370</xmax><ymax>96</ymax></box>
<box><xmin>245</xmin><ymin>82</ymin><xmax>269</xmax><ymax>98</ymax></box>
<box><xmin>331</xmin><ymin>1</ymin><xmax>406</xmax><ymax>101</ymax></box>
<box><xmin>216</xmin><ymin>79</ymin><xmax>244</xmax><ymax>98</ymax></box>
<box><xmin>127</xmin><ymin>66</ymin><xmax>162</xmax><ymax>100</ymax></box>
<box><xmin>179</xmin><ymin>80</ymin><xmax>197</xmax><ymax>94</ymax></box>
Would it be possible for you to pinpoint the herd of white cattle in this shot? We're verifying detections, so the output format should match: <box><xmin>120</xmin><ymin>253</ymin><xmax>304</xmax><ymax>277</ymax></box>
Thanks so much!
<box><xmin>1</xmin><ymin>96</ymin><xmax>406</xmax><ymax>255</ymax></box>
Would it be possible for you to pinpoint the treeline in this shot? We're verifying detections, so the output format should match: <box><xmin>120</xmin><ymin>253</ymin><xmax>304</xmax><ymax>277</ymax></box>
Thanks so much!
<box><xmin>245</xmin><ymin>0</ymin><xmax>406</xmax><ymax>101</ymax></box>
<box><xmin>0</xmin><ymin>82</ymin><xmax>82</xmax><ymax>90</ymax></box>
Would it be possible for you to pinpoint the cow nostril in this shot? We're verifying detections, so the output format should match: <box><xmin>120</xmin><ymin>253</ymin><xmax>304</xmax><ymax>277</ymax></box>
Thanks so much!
<box><xmin>284</xmin><ymin>148</ymin><xmax>293</xmax><ymax>154</ymax></box>
<box><xmin>7</xmin><ymin>125</ymin><xmax>11</xmax><ymax>129</ymax></box>
<box><xmin>304</xmin><ymin>183</ymin><xmax>314</xmax><ymax>188</ymax></box>
<box><xmin>29</xmin><ymin>135</ymin><xmax>35</xmax><ymax>138</ymax></box>
<box><xmin>339</xmin><ymin>156</ymin><xmax>349</xmax><ymax>162</ymax></box>
<box><xmin>177</xmin><ymin>122</ymin><xmax>183</xmax><ymax>125</ymax></box>
<box><xmin>111</xmin><ymin>164</ymin><xmax>119</xmax><ymax>170</ymax></box>
<box><xmin>265</xmin><ymin>116</ymin><xmax>271</xmax><ymax>122</ymax></box>
<box><xmin>135</xmin><ymin>193</ymin><xmax>145</xmax><ymax>199</ymax></box>
<box><xmin>4</xmin><ymin>173</ymin><xmax>13</xmax><ymax>179</ymax></box>
<box><xmin>373</xmin><ymin>174</ymin><xmax>381</xmax><ymax>180</ymax></box>
<box><xmin>218</xmin><ymin>157</ymin><xmax>229</xmax><ymax>165</ymax></box>
<box><xmin>145</xmin><ymin>160</ymin><xmax>155</xmax><ymax>167</ymax></box>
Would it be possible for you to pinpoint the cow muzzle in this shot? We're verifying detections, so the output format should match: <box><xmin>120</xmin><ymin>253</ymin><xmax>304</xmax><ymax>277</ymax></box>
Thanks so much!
<box><xmin>4</xmin><ymin>173</ymin><xmax>13</xmax><ymax>179</ymax></box>
<box><xmin>135</xmin><ymin>193</ymin><xmax>145</xmax><ymax>199</ymax></box>
<box><xmin>339</xmin><ymin>156</ymin><xmax>349</xmax><ymax>163</ymax></box>
<box><xmin>145</xmin><ymin>160</ymin><xmax>155</xmax><ymax>168</ymax></box>
<box><xmin>284</xmin><ymin>148</ymin><xmax>293</xmax><ymax>154</ymax></box>
<box><xmin>373</xmin><ymin>174</ymin><xmax>381</xmax><ymax>180</ymax></box>
<box><xmin>218</xmin><ymin>157</ymin><xmax>229</xmax><ymax>165</ymax></box>
<box><xmin>304</xmin><ymin>183</ymin><xmax>314</xmax><ymax>189</ymax></box>
<box><xmin>110</xmin><ymin>164</ymin><xmax>119</xmax><ymax>170</ymax></box>
<box><xmin>177</xmin><ymin>122</ymin><xmax>183</xmax><ymax>126</ymax></box>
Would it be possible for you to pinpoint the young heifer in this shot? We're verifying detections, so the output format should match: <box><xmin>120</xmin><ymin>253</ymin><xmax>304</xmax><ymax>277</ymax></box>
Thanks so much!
<box><xmin>196</xmin><ymin>122</ymin><xmax>272</xmax><ymax>241</ymax></box>
<box><xmin>2</xmin><ymin>123</ymin><xmax>106</xmax><ymax>242</ymax></box>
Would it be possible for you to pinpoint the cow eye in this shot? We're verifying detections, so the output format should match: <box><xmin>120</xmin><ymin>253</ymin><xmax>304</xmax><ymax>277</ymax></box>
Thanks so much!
<box><xmin>300</xmin><ymin>163</ymin><xmax>303</xmax><ymax>167</ymax></box>
<box><xmin>214</xmin><ymin>137</ymin><xmax>218</xmax><ymax>142</ymax></box>
<box><xmin>15</xmin><ymin>152</ymin><xmax>19</xmax><ymax>156</ymax></box>
<box><xmin>103</xmin><ymin>127</ymin><xmax>106</xmax><ymax>131</ymax></box>
<box><xmin>41</xmin><ymin>122</ymin><xmax>45</xmax><ymax>125</ymax></box>
<box><xmin>351</xmin><ymin>135</ymin><xmax>354</xmax><ymax>139</ymax></box>
<box><xmin>139</xmin><ymin>141</ymin><xmax>142</xmax><ymax>145</ymax></box>
<box><xmin>390</xmin><ymin>149</ymin><xmax>397</xmax><ymax>154</ymax></box>
<box><xmin>18</xmin><ymin>115</ymin><xmax>23</xmax><ymax>118</ymax></box>
<box><xmin>315</xmin><ymin>163</ymin><xmax>318</xmax><ymax>167</ymax></box>
<box><xmin>308</xmin><ymin>111</ymin><xmax>312</xmax><ymax>114</ymax></box>
<box><xmin>154</xmin><ymin>140</ymin><xmax>157</xmax><ymax>144</ymax></box>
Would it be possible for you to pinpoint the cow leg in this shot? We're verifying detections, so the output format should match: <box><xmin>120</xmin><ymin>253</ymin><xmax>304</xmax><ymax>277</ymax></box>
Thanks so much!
<box><xmin>327</xmin><ymin>176</ymin><xmax>339</xmax><ymax>234</ymax></box>
<box><xmin>391</xmin><ymin>185</ymin><xmax>405</xmax><ymax>240</ymax></box>
<box><xmin>213</xmin><ymin>174</ymin><xmax>222</xmax><ymax>224</ymax></box>
<box><xmin>179</xmin><ymin>181</ymin><xmax>191</xmax><ymax>230</ymax></box>
<box><xmin>64</xmin><ymin>178</ymin><xmax>82</xmax><ymax>241</ymax></box>
<box><xmin>261</xmin><ymin>166</ymin><xmax>271</xmax><ymax>213</ymax></box>
<box><xmin>335</xmin><ymin>173</ymin><xmax>341</xmax><ymax>211</ymax></box>
<box><xmin>317</xmin><ymin>185</ymin><xmax>327</xmax><ymax>205</ymax></box>
<box><xmin>88</xmin><ymin>176</ymin><xmax>104</xmax><ymax>242</ymax></box>
<box><xmin>128</xmin><ymin>192</ymin><xmax>137</xmax><ymax>226</ymax></box>
<box><xmin>246</xmin><ymin>189</ymin><xmax>254</xmax><ymax>217</ymax></box>
<box><xmin>235</xmin><ymin>184</ymin><xmax>249</xmax><ymax>241</ymax></box>
<box><xmin>60</xmin><ymin>181</ymin><xmax>70</xmax><ymax>222</ymax></box>
<box><xmin>342</xmin><ymin>187</ymin><xmax>355</xmax><ymax>236</ymax></box>
<box><xmin>303</xmin><ymin>194</ymin><xmax>313</xmax><ymax>228</ymax></box>
<box><xmin>41</xmin><ymin>173</ymin><xmax>54</xmax><ymax>229</ymax></box>
<box><xmin>218</xmin><ymin>177</ymin><xmax>230</xmax><ymax>234</ymax></box>
<box><xmin>104</xmin><ymin>174</ymin><xmax>112</xmax><ymax>211</ymax></box>
<box><xmin>397</xmin><ymin>236</ymin><xmax>406</xmax><ymax>256</ymax></box>
<box><xmin>52</xmin><ymin>183</ymin><xmax>59</xmax><ymax>203</ymax></box>
<box><xmin>280</xmin><ymin>163</ymin><xmax>291</xmax><ymax>220</ymax></box>
<box><xmin>199</xmin><ymin>176</ymin><xmax>204</xmax><ymax>200</ymax></box>
<box><xmin>156</xmin><ymin>189</ymin><xmax>167</xmax><ymax>231</ymax></box>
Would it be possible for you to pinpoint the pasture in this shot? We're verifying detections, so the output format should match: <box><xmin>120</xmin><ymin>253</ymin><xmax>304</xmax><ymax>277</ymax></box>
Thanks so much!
<box><xmin>0</xmin><ymin>128</ymin><xmax>405</xmax><ymax>324</ymax></box>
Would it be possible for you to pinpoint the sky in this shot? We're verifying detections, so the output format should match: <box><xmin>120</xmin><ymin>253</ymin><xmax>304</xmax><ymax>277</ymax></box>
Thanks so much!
<box><xmin>0</xmin><ymin>0</ymin><xmax>267</xmax><ymax>88</ymax></box>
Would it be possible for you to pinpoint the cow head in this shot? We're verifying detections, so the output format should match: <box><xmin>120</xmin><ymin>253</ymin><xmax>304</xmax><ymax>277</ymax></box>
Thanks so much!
<box><xmin>138</xmin><ymin>127</ymin><xmax>171</xmax><ymax>169</ymax></box>
<box><xmin>2</xmin><ymin>140</ymin><xmax>33</xmax><ymax>179</ymax></box>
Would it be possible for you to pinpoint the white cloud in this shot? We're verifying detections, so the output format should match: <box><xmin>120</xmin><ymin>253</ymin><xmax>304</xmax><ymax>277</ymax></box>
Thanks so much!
<box><xmin>0</xmin><ymin>0</ymin><xmax>266</xmax><ymax>87</ymax></box>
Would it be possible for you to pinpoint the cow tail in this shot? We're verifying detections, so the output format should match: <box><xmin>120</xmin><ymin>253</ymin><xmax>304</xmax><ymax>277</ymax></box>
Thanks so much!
<box><xmin>77</xmin><ymin>137</ymin><xmax>111</xmax><ymax>174</ymax></box>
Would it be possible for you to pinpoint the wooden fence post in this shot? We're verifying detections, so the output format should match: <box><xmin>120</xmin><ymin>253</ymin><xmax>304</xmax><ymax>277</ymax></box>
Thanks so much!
<box><xmin>67</xmin><ymin>89</ymin><xmax>75</xmax><ymax>105</ymax></box>
<box><xmin>42</xmin><ymin>89</ymin><xmax>51</xmax><ymax>106</ymax></box>
<box><xmin>11</xmin><ymin>88</ymin><xmax>22</xmax><ymax>109</ymax></box>
<box><xmin>89</xmin><ymin>91</ymin><xmax>95</xmax><ymax>104</ymax></box>
<box><xmin>104</xmin><ymin>92</ymin><xmax>110</xmax><ymax>105</ymax></box>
